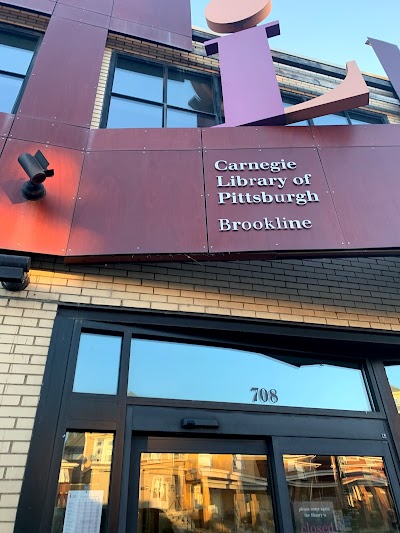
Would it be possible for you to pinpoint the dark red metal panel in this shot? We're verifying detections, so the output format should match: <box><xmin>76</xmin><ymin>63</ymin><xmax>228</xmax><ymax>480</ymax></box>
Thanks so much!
<box><xmin>17</xmin><ymin>16</ymin><xmax>107</xmax><ymax>128</ymax></box>
<box><xmin>10</xmin><ymin>116</ymin><xmax>89</xmax><ymax>151</ymax></box>
<box><xmin>0</xmin><ymin>139</ymin><xmax>83</xmax><ymax>255</ymax></box>
<box><xmin>67</xmin><ymin>149</ymin><xmax>207</xmax><ymax>257</ymax></box>
<box><xmin>204</xmin><ymin>147</ymin><xmax>345</xmax><ymax>253</ymax></box>
<box><xmin>312</xmin><ymin>124</ymin><xmax>400</xmax><ymax>148</ymax></box>
<box><xmin>53</xmin><ymin>3</ymin><xmax>110</xmax><ymax>27</ymax></box>
<box><xmin>111</xmin><ymin>0</ymin><xmax>192</xmax><ymax>51</ymax></box>
<box><xmin>109</xmin><ymin>18</ymin><xmax>192</xmax><ymax>52</ymax></box>
<box><xmin>320</xmin><ymin>146</ymin><xmax>400</xmax><ymax>249</ymax></box>
<box><xmin>0</xmin><ymin>112</ymin><xmax>14</xmax><ymax>139</ymax></box>
<box><xmin>2</xmin><ymin>125</ymin><xmax>400</xmax><ymax>261</ymax></box>
<box><xmin>88</xmin><ymin>128</ymin><xmax>202</xmax><ymax>152</ymax></box>
<box><xmin>0</xmin><ymin>0</ymin><xmax>55</xmax><ymax>14</ymax></box>
<box><xmin>57</xmin><ymin>0</ymin><xmax>114</xmax><ymax>16</ymax></box>
<box><xmin>202</xmin><ymin>125</ymin><xmax>315</xmax><ymax>150</ymax></box>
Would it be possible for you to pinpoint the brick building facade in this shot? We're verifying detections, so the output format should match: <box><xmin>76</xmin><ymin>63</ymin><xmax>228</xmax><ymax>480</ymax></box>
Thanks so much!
<box><xmin>1</xmin><ymin>2</ymin><xmax>400</xmax><ymax>532</ymax></box>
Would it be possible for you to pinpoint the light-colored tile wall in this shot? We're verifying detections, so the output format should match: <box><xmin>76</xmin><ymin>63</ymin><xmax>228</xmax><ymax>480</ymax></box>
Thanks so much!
<box><xmin>2</xmin><ymin>250</ymin><xmax>400</xmax><ymax>531</ymax></box>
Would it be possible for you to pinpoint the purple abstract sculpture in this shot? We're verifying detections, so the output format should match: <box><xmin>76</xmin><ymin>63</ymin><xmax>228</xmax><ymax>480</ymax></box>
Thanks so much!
<box><xmin>205</xmin><ymin>22</ymin><xmax>285</xmax><ymax>127</ymax></box>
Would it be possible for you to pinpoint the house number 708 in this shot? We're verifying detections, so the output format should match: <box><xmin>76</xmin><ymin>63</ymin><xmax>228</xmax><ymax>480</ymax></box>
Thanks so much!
<box><xmin>250</xmin><ymin>388</ymin><xmax>278</xmax><ymax>403</ymax></box>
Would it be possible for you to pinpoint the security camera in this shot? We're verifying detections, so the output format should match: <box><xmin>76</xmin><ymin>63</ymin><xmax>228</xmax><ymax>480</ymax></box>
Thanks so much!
<box><xmin>0</xmin><ymin>254</ymin><xmax>31</xmax><ymax>291</ymax></box>
<box><xmin>18</xmin><ymin>150</ymin><xmax>54</xmax><ymax>201</ymax></box>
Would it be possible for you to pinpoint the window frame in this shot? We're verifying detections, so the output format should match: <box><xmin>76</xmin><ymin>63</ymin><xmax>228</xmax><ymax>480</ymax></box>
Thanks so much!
<box><xmin>0</xmin><ymin>22</ymin><xmax>42</xmax><ymax>115</ymax></box>
<box><xmin>100</xmin><ymin>51</ymin><xmax>224</xmax><ymax>129</ymax></box>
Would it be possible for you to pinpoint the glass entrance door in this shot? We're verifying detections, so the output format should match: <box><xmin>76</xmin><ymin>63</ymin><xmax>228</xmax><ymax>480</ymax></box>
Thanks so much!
<box><xmin>126</xmin><ymin>437</ymin><xmax>400</xmax><ymax>533</ymax></box>
<box><xmin>127</xmin><ymin>438</ymin><xmax>277</xmax><ymax>533</ymax></box>
<box><xmin>284</xmin><ymin>454</ymin><xmax>398</xmax><ymax>532</ymax></box>
<box><xmin>278</xmin><ymin>438</ymin><xmax>400</xmax><ymax>533</ymax></box>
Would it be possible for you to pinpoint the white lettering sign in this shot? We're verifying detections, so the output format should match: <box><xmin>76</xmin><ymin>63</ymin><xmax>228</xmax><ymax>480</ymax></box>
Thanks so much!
<box><xmin>214</xmin><ymin>159</ymin><xmax>319</xmax><ymax>233</ymax></box>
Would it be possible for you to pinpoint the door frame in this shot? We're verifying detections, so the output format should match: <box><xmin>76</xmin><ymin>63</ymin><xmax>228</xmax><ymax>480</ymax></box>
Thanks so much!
<box><xmin>119</xmin><ymin>403</ymin><xmax>400</xmax><ymax>533</ymax></box>
<box><xmin>14</xmin><ymin>306</ymin><xmax>400</xmax><ymax>532</ymax></box>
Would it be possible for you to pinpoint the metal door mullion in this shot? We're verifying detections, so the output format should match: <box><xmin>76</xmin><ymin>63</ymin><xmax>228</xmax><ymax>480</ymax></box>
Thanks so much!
<box><xmin>270</xmin><ymin>437</ymin><xmax>294</xmax><ymax>533</ymax></box>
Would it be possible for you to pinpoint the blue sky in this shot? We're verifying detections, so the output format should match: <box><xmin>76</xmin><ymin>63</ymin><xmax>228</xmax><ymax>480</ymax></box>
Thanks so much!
<box><xmin>190</xmin><ymin>0</ymin><xmax>400</xmax><ymax>77</ymax></box>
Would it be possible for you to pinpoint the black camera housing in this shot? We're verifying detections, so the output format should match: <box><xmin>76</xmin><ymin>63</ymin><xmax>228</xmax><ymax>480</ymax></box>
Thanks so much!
<box><xmin>18</xmin><ymin>150</ymin><xmax>54</xmax><ymax>201</ymax></box>
<box><xmin>0</xmin><ymin>254</ymin><xmax>31</xmax><ymax>291</ymax></box>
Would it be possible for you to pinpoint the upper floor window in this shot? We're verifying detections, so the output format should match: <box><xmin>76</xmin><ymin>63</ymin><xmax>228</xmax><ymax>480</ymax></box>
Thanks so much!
<box><xmin>313</xmin><ymin>110</ymin><xmax>386</xmax><ymax>126</ymax></box>
<box><xmin>282</xmin><ymin>93</ymin><xmax>387</xmax><ymax>126</ymax></box>
<box><xmin>102</xmin><ymin>55</ymin><xmax>222</xmax><ymax>128</ymax></box>
<box><xmin>0</xmin><ymin>28</ymin><xmax>38</xmax><ymax>114</ymax></box>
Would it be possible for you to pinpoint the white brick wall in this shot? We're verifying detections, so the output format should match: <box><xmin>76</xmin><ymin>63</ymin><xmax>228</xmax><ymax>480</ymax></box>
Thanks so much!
<box><xmin>2</xmin><ymin>251</ymin><xmax>400</xmax><ymax>530</ymax></box>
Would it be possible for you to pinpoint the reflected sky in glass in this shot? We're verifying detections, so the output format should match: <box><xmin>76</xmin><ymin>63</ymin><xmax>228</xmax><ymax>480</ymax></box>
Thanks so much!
<box><xmin>0</xmin><ymin>33</ymin><xmax>35</xmax><ymax>75</ymax></box>
<box><xmin>73</xmin><ymin>333</ymin><xmax>122</xmax><ymax>395</ymax></box>
<box><xmin>113</xmin><ymin>59</ymin><xmax>163</xmax><ymax>103</ymax></box>
<box><xmin>128</xmin><ymin>339</ymin><xmax>371</xmax><ymax>411</ymax></box>
<box><xmin>0</xmin><ymin>74</ymin><xmax>23</xmax><ymax>113</ymax></box>
<box><xmin>312</xmin><ymin>113</ymin><xmax>348</xmax><ymax>125</ymax></box>
<box><xmin>107</xmin><ymin>97</ymin><xmax>163</xmax><ymax>128</ymax></box>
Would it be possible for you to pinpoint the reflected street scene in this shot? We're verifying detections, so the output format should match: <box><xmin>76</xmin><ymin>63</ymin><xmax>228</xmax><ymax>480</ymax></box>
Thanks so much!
<box><xmin>284</xmin><ymin>455</ymin><xmax>400</xmax><ymax>532</ymax></box>
<box><xmin>51</xmin><ymin>432</ymin><xmax>114</xmax><ymax>533</ymax></box>
<box><xmin>137</xmin><ymin>453</ymin><xmax>276</xmax><ymax>533</ymax></box>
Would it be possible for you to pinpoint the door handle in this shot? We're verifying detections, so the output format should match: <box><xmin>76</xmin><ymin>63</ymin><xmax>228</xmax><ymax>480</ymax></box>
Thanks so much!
<box><xmin>181</xmin><ymin>418</ymin><xmax>219</xmax><ymax>429</ymax></box>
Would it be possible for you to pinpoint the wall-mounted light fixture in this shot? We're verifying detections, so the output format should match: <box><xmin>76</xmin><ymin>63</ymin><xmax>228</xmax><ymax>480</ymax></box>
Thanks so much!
<box><xmin>0</xmin><ymin>254</ymin><xmax>31</xmax><ymax>291</ymax></box>
<box><xmin>18</xmin><ymin>150</ymin><xmax>54</xmax><ymax>201</ymax></box>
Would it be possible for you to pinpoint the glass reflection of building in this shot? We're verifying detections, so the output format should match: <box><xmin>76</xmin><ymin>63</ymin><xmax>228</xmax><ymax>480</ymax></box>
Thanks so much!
<box><xmin>52</xmin><ymin>432</ymin><xmax>114</xmax><ymax>533</ymax></box>
<box><xmin>391</xmin><ymin>386</ymin><xmax>400</xmax><ymax>412</ymax></box>
<box><xmin>138</xmin><ymin>453</ymin><xmax>276</xmax><ymax>533</ymax></box>
<box><xmin>284</xmin><ymin>455</ymin><xmax>399</xmax><ymax>533</ymax></box>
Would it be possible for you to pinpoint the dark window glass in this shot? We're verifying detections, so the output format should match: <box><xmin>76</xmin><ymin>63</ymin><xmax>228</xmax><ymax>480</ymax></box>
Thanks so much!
<box><xmin>284</xmin><ymin>454</ymin><xmax>400</xmax><ymax>532</ymax></box>
<box><xmin>350</xmin><ymin>117</ymin><xmax>372</xmax><ymax>125</ymax></box>
<box><xmin>107</xmin><ymin>96</ymin><xmax>163</xmax><ymax>129</ymax></box>
<box><xmin>73</xmin><ymin>333</ymin><xmax>122</xmax><ymax>395</ymax></box>
<box><xmin>112</xmin><ymin>58</ymin><xmax>163</xmax><ymax>103</ymax></box>
<box><xmin>0</xmin><ymin>74</ymin><xmax>23</xmax><ymax>113</ymax></box>
<box><xmin>0</xmin><ymin>30</ymin><xmax>37</xmax><ymax>114</ymax></box>
<box><xmin>105</xmin><ymin>56</ymin><xmax>220</xmax><ymax>129</ymax></box>
<box><xmin>128</xmin><ymin>339</ymin><xmax>371</xmax><ymax>411</ymax></box>
<box><xmin>348</xmin><ymin>112</ymin><xmax>384</xmax><ymax>125</ymax></box>
<box><xmin>51</xmin><ymin>431</ymin><xmax>114</xmax><ymax>533</ymax></box>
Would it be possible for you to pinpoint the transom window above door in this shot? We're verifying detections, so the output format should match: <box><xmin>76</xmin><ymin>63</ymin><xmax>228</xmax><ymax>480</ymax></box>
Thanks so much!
<box><xmin>102</xmin><ymin>55</ymin><xmax>222</xmax><ymax>128</ymax></box>
<box><xmin>71</xmin><ymin>331</ymin><xmax>373</xmax><ymax>412</ymax></box>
